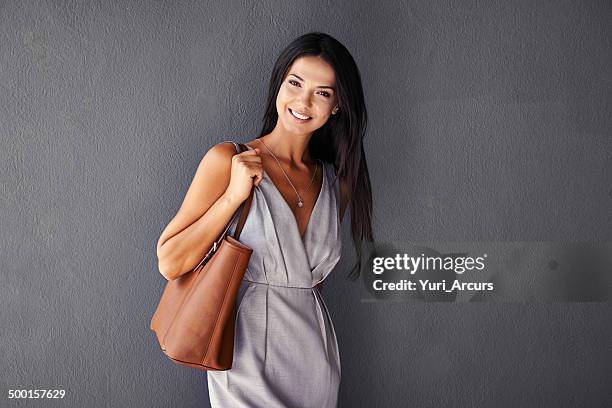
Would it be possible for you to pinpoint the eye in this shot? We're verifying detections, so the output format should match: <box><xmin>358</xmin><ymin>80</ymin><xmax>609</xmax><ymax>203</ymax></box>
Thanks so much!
<box><xmin>288</xmin><ymin>79</ymin><xmax>331</xmax><ymax>98</ymax></box>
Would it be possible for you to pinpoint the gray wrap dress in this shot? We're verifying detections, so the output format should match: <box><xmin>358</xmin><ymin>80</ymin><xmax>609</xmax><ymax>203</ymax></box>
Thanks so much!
<box><xmin>207</xmin><ymin>142</ymin><xmax>343</xmax><ymax>408</ymax></box>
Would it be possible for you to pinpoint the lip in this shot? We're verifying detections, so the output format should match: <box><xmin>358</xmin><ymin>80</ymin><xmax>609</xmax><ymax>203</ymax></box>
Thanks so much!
<box><xmin>288</xmin><ymin>108</ymin><xmax>312</xmax><ymax>120</ymax></box>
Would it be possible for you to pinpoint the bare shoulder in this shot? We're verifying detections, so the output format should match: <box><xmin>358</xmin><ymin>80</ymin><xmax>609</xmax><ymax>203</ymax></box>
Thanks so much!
<box><xmin>187</xmin><ymin>142</ymin><xmax>237</xmax><ymax>191</ymax></box>
<box><xmin>189</xmin><ymin>140</ymin><xmax>239</xmax><ymax>199</ymax></box>
<box><xmin>202</xmin><ymin>141</ymin><xmax>238</xmax><ymax>167</ymax></box>
<box><xmin>156</xmin><ymin>141</ymin><xmax>237</xmax><ymax>251</ymax></box>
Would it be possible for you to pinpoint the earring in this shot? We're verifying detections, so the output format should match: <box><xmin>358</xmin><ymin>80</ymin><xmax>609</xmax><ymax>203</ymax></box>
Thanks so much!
<box><xmin>332</xmin><ymin>106</ymin><xmax>339</xmax><ymax>114</ymax></box>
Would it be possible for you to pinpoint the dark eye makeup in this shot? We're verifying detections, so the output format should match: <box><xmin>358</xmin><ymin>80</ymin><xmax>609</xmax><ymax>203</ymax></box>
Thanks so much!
<box><xmin>288</xmin><ymin>79</ymin><xmax>331</xmax><ymax>98</ymax></box>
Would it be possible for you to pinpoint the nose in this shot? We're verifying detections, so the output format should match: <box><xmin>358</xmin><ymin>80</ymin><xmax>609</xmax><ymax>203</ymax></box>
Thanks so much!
<box><xmin>297</xmin><ymin>91</ymin><xmax>312</xmax><ymax>108</ymax></box>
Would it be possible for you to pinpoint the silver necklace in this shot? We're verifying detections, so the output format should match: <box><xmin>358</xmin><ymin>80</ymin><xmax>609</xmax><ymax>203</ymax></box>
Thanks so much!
<box><xmin>257</xmin><ymin>138</ymin><xmax>319</xmax><ymax>208</ymax></box>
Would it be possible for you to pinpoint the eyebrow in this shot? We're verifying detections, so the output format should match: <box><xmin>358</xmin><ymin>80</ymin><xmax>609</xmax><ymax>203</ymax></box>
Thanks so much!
<box><xmin>289</xmin><ymin>74</ymin><xmax>335</xmax><ymax>91</ymax></box>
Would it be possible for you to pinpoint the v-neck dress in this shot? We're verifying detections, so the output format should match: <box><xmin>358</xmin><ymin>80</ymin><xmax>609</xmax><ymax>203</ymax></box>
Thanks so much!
<box><xmin>207</xmin><ymin>141</ymin><xmax>343</xmax><ymax>408</ymax></box>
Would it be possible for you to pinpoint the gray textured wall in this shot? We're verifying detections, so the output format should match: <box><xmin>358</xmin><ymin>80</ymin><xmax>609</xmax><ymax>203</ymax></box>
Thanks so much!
<box><xmin>1</xmin><ymin>1</ymin><xmax>611</xmax><ymax>407</ymax></box>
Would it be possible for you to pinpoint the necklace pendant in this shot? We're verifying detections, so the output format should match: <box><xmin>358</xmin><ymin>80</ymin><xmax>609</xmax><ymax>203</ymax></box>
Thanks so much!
<box><xmin>297</xmin><ymin>200</ymin><xmax>304</xmax><ymax>208</ymax></box>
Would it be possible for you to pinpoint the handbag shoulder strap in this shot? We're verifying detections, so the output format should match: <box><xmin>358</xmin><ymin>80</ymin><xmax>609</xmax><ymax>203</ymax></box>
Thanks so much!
<box><xmin>231</xmin><ymin>142</ymin><xmax>254</xmax><ymax>239</ymax></box>
<box><xmin>216</xmin><ymin>141</ymin><xmax>254</xmax><ymax>240</ymax></box>
<box><xmin>192</xmin><ymin>142</ymin><xmax>254</xmax><ymax>270</ymax></box>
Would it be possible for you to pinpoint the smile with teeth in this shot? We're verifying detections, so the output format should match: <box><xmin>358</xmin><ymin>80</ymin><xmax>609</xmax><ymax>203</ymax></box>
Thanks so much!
<box><xmin>289</xmin><ymin>108</ymin><xmax>312</xmax><ymax>121</ymax></box>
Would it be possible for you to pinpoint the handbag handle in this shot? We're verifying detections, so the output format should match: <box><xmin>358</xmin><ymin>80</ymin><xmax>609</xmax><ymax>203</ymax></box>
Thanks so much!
<box><xmin>193</xmin><ymin>142</ymin><xmax>255</xmax><ymax>270</ymax></box>
<box><xmin>218</xmin><ymin>142</ymin><xmax>254</xmax><ymax>240</ymax></box>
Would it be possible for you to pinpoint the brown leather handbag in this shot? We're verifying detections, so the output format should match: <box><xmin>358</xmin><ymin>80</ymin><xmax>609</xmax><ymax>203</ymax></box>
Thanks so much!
<box><xmin>150</xmin><ymin>142</ymin><xmax>255</xmax><ymax>371</ymax></box>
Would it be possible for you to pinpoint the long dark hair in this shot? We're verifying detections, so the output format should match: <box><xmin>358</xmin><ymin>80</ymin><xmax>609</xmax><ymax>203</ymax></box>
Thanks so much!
<box><xmin>257</xmin><ymin>32</ymin><xmax>374</xmax><ymax>280</ymax></box>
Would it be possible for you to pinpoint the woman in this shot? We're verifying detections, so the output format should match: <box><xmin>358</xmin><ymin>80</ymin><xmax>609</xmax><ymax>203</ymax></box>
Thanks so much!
<box><xmin>156</xmin><ymin>32</ymin><xmax>373</xmax><ymax>407</ymax></box>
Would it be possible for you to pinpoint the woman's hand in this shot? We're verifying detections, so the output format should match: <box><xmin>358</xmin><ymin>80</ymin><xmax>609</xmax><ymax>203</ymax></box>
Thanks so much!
<box><xmin>224</xmin><ymin>147</ymin><xmax>263</xmax><ymax>204</ymax></box>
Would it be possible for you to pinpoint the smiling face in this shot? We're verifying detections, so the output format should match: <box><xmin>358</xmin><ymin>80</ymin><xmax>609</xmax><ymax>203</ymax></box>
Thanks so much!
<box><xmin>275</xmin><ymin>56</ymin><xmax>339</xmax><ymax>135</ymax></box>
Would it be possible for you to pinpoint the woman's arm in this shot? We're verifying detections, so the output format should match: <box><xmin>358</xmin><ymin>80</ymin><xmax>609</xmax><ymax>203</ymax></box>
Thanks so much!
<box><xmin>156</xmin><ymin>142</ymin><xmax>242</xmax><ymax>280</ymax></box>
